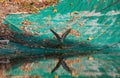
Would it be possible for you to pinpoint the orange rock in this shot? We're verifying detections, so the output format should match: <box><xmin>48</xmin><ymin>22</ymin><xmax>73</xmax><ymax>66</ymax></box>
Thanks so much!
<box><xmin>54</xmin><ymin>75</ymin><xmax>58</xmax><ymax>78</ymax></box>
<box><xmin>53</xmin><ymin>8</ymin><xmax>57</xmax><ymax>13</ymax></box>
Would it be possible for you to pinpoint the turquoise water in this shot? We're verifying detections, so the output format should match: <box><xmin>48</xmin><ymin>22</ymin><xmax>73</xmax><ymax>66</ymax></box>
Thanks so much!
<box><xmin>1</xmin><ymin>0</ymin><xmax>120</xmax><ymax>77</ymax></box>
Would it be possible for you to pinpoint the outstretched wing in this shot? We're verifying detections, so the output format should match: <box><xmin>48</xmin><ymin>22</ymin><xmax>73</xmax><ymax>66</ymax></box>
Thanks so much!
<box><xmin>50</xmin><ymin>29</ymin><xmax>61</xmax><ymax>42</ymax></box>
<box><xmin>61</xmin><ymin>29</ymin><xmax>71</xmax><ymax>41</ymax></box>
